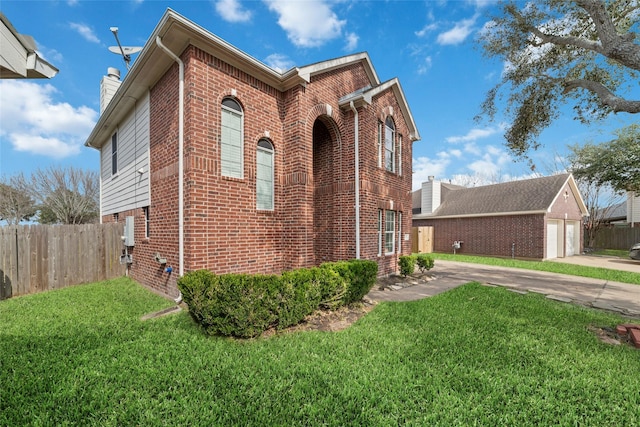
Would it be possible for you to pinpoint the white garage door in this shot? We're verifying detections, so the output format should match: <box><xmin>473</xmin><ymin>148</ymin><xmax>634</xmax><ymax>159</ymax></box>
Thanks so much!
<box><xmin>547</xmin><ymin>221</ymin><xmax>558</xmax><ymax>259</ymax></box>
<box><xmin>566</xmin><ymin>222</ymin><xmax>575</xmax><ymax>256</ymax></box>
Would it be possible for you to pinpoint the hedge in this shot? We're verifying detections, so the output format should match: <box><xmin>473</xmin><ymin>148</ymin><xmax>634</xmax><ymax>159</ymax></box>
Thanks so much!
<box><xmin>177</xmin><ymin>259</ymin><xmax>378</xmax><ymax>338</ymax></box>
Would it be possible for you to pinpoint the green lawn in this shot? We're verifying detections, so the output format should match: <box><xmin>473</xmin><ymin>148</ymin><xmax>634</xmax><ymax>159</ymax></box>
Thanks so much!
<box><xmin>430</xmin><ymin>252</ymin><xmax>640</xmax><ymax>285</ymax></box>
<box><xmin>1</xmin><ymin>278</ymin><xmax>639</xmax><ymax>426</ymax></box>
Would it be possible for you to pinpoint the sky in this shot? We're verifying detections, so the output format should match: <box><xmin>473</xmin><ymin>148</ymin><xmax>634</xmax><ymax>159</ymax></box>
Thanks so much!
<box><xmin>1</xmin><ymin>0</ymin><xmax>638</xmax><ymax>191</ymax></box>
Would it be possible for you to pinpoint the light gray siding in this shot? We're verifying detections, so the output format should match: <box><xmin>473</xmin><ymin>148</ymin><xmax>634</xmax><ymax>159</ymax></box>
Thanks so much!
<box><xmin>100</xmin><ymin>92</ymin><xmax>150</xmax><ymax>215</ymax></box>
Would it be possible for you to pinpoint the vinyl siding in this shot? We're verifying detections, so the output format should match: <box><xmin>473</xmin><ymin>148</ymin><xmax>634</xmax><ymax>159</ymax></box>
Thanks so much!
<box><xmin>100</xmin><ymin>91</ymin><xmax>150</xmax><ymax>215</ymax></box>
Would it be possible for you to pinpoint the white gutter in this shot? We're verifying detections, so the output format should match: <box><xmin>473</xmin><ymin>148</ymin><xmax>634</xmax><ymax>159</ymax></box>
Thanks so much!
<box><xmin>349</xmin><ymin>101</ymin><xmax>360</xmax><ymax>259</ymax></box>
<box><xmin>155</xmin><ymin>36</ymin><xmax>184</xmax><ymax>303</ymax></box>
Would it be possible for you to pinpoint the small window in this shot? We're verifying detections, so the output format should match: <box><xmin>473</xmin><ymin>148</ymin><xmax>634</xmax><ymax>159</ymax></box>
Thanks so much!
<box><xmin>256</xmin><ymin>139</ymin><xmax>274</xmax><ymax>210</ymax></box>
<box><xmin>377</xmin><ymin>121</ymin><xmax>383</xmax><ymax>168</ymax></box>
<box><xmin>143</xmin><ymin>206</ymin><xmax>150</xmax><ymax>238</ymax></box>
<box><xmin>377</xmin><ymin>209</ymin><xmax>383</xmax><ymax>256</ymax></box>
<box><xmin>397</xmin><ymin>134</ymin><xmax>403</xmax><ymax>176</ymax></box>
<box><xmin>111</xmin><ymin>132</ymin><xmax>118</xmax><ymax>175</ymax></box>
<box><xmin>113</xmin><ymin>213</ymin><xmax>119</xmax><ymax>223</ymax></box>
<box><xmin>397</xmin><ymin>212</ymin><xmax>402</xmax><ymax>253</ymax></box>
<box><xmin>221</xmin><ymin>98</ymin><xmax>244</xmax><ymax>178</ymax></box>
<box><xmin>384</xmin><ymin>117</ymin><xmax>395</xmax><ymax>173</ymax></box>
<box><xmin>385</xmin><ymin>210</ymin><xmax>395</xmax><ymax>254</ymax></box>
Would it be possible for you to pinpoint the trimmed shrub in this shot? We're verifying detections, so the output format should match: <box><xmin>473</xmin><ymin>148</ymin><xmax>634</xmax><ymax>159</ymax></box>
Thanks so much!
<box><xmin>398</xmin><ymin>255</ymin><xmax>415</xmax><ymax>277</ymax></box>
<box><xmin>415</xmin><ymin>254</ymin><xmax>435</xmax><ymax>273</ymax></box>
<box><xmin>178</xmin><ymin>259</ymin><xmax>379</xmax><ymax>338</ymax></box>
<box><xmin>278</xmin><ymin>267</ymin><xmax>324</xmax><ymax>329</ymax></box>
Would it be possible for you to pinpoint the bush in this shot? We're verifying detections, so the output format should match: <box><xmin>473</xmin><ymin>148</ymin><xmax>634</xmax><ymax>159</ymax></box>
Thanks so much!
<box><xmin>398</xmin><ymin>255</ymin><xmax>415</xmax><ymax>277</ymax></box>
<box><xmin>178</xmin><ymin>259</ymin><xmax>379</xmax><ymax>338</ymax></box>
<box><xmin>415</xmin><ymin>254</ymin><xmax>434</xmax><ymax>273</ymax></box>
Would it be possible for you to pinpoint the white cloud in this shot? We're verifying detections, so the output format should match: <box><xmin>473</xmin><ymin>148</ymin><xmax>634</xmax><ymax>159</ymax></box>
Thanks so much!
<box><xmin>69</xmin><ymin>22</ymin><xmax>100</xmax><ymax>44</ymax></box>
<box><xmin>415</xmin><ymin>23</ymin><xmax>437</xmax><ymax>38</ymax></box>
<box><xmin>436</xmin><ymin>15</ymin><xmax>478</xmax><ymax>45</ymax></box>
<box><xmin>263</xmin><ymin>53</ymin><xmax>295</xmax><ymax>73</ymax></box>
<box><xmin>215</xmin><ymin>0</ymin><xmax>252</xmax><ymax>23</ymax></box>
<box><xmin>344</xmin><ymin>32</ymin><xmax>358</xmax><ymax>51</ymax></box>
<box><xmin>446</xmin><ymin>126</ymin><xmax>500</xmax><ymax>143</ymax></box>
<box><xmin>0</xmin><ymin>81</ymin><xmax>97</xmax><ymax>158</ymax></box>
<box><xmin>412</xmin><ymin>150</ymin><xmax>459</xmax><ymax>190</ymax></box>
<box><xmin>417</xmin><ymin>56</ymin><xmax>433</xmax><ymax>75</ymax></box>
<box><xmin>265</xmin><ymin>0</ymin><xmax>346</xmax><ymax>47</ymax></box>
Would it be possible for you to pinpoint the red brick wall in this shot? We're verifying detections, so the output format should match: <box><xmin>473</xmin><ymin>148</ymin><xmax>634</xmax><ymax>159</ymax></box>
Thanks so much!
<box><xmin>414</xmin><ymin>214</ymin><xmax>546</xmax><ymax>259</ymax></box>
<box><xmin>104</xmin><ymin>45</ymin><xmax>415</xmax><ymax>296</ymax></box>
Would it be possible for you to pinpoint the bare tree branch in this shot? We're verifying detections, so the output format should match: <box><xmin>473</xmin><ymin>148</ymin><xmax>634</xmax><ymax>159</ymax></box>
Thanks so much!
<box><xmin>563</xmin><ymin>79</ymin><xmax>640</xmax><ymax>112</ymax></box>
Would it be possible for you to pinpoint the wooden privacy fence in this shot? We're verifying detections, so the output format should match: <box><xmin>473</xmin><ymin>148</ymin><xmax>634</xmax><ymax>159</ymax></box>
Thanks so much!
<box><xmin>589</xmin><ymin>227</ymin><xmax>640</xmax><ymax>250</ymax></box>
<box><xmin>0</xmin><ymin>223</ymin><xmax>125</xmax><ymax>300</ymax></box>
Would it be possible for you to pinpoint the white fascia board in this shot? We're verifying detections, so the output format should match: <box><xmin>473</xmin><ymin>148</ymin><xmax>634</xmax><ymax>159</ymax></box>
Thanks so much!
<box><xmin>413</xmin><ymin>210</ymin><xmax>547</xmax><ymax>220</ymax></box>
<box><xmin>367</xmin><ymin>78</ymin><xmax>420</xmax><ymax>142</ymax></box>
<box><xmin>297</xmin><ymin>52</ymin><xmax>379</xmax><ymax>85</ymax></box>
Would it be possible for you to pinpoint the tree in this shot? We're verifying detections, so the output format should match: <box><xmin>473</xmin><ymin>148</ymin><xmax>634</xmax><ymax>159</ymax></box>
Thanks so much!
<box><xmin>569</xmin><ymin>123</ymin><xmax>640</xmax><ymax>193</ymax></box>
<box><xmin>0</xmin><ymin>179</ymin><xmax>37</xmax><ymax>225</ymax></box>
<box><xmin>478</xmin><ymin>0</ymin><xmax>640</xmax><ymax>158</ymax></box>
<box><xmin>11</xmin><ymin>166</ymin><xmax>100</xmax><ymax>225</ymax></box>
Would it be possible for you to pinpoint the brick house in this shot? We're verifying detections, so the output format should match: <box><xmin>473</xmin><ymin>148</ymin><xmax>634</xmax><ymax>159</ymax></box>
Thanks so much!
<box><xmin>412</xmin><ymin>174</ymin><xmax>588</xmax><ymax>259</ymax></box>
<box><xmin>84</xmin><ymin>9</ymin><xmax>420</xmax><ymax>298</ymax></box>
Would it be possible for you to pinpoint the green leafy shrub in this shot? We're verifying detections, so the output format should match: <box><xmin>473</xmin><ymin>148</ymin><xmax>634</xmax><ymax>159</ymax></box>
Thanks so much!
<box><xmin>178</xmin><ymin>259</ymin><xmax>379</xmax><ymax>338</ymax></box>
<box><xmin>415</xmin><ymin>254</ymin><xmax>435</xmax><ymax>273</ymax></box>
<box><xmin>278</xmin><ymin>268</ymin><xmax>324</xmax><ymax>329</ymax></box>
<box><xmin>398</xmin><ymin>255</ymin><xmax>416</xmax><ymax>277</ymax></box>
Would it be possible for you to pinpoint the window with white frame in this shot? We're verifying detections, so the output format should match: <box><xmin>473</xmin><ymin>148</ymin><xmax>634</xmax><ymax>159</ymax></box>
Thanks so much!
<box><xmin>384</xmin><ymin>117</ymin><xmax>395</xmax><ymax>173</ymax></box>
<box><xmin>377</xmin><ymin>121</ymin><xmax>383</xmax><ymax>168</ymax></box>
<box><xmin>397</xmin><ymin>212</ymin><xmax>402</xmax><ymax>253</ymax></box>
<box><xmin>111</xmin><ymin>132</ymin><xmax>118</xmax><ymax>175</ymax></box>
<box><xmin>377</xmin><ymin>209</ymin><xmax>383</xmax><ymax>256</ymax></box>
<box><xmin>256</xmin><ymin>139</ymin><xmax>274</xmax><ymax>210</ymax></box>
<box><xmin>385</xmin><ymin>210</ymin><xmax>395</xmax><ymax>254</ymax></box>
<box><xmin>221</xmin><ymin>98</ymin><xmax>243</xmax><ymax>178</ymax></box>
<box><xmin>143</xmin><ymin>206</ymin><xmax>150</xmax><ymax>238</ymax></box>
<box><xmin>397</xmin><ymin>134</ymin><xmax>403</xmax><ymax>176</ymax></box>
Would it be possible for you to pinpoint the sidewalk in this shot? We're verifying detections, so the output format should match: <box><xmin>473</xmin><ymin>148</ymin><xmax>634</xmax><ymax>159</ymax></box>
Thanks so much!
<box><xmin>366</xmin><ymin>260</ymin><xmax>640</xmax><ymax>318</ymax></box>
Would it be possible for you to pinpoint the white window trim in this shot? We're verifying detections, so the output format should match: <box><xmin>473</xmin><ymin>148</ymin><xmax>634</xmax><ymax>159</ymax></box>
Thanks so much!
<box><xmin>377</xmin><ymin>121</ymin><xmax>383</xmax><ymax>168</ymax></box>
<box><xmin>256</xmin><ymin>140</ymin><xmax>274</xmax><ymax>211</ymax></box>
<box><xmin>397</xmin><ymin>212</ymin><xmax>402</xmax><ymax>254</ymax></box>
<box><xmin>221</xmin><ymin>100</ymin><xmax>244</xmax><ymax>179</ymax></box>
<box><xmin>385</xmin><ymin>210</ymin><xmax>395</xmax><ymax>255</ymax></box>
<box><xmin>398</xmin><ymin>134</ymin><xmax>402</xmax><ymax>176</ymax></box>
<box><xmin>377</xmin><ymin>209</ymin><xmax>383</xmax><ymax>256</ymax></box>
<box><xmin>384</xmin><ymin>119</ymin><xmax>396</xmax><ymax>173</ymax></box>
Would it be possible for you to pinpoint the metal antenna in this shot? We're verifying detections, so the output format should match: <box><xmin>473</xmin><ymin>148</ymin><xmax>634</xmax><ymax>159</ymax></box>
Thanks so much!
<box><xmin>109</xmin><ymin>27</ymin><xmax>142</xmax><ymax>70</ymax></box>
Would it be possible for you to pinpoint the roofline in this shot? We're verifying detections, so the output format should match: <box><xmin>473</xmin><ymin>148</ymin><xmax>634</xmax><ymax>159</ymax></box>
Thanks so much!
<box><xmin>86</xmin><ymin>9</ymin><xmax>402</xmax><ymax>149</ymax></box>
<box><xmin>548</xmin><ymin>174</ymin><xmax>589</xmax><ymax>216</ymax></box>
<box><xmin>413</xmin><ymin>210</ymin><xmax>550</xmax><ymax>220</ymax></box>
<box><xmin>338</xmin><ymin>78</ymin><xmax>420</xmax><ymax>141</ymax></box>
<box><xmin>0</xmin><ymin>12</ymin><xmax>58</xmax><ymax>79</ymax></box>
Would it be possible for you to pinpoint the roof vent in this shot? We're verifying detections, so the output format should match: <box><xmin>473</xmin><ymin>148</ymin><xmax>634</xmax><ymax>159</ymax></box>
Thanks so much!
<box><xmin>107</xmin><ymin>67</ymin><xmax>121</xmax><ymax>80</ymax></box>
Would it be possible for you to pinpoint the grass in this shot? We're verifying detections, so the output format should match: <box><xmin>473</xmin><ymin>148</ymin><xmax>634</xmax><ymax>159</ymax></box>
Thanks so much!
<box><xmin>430</xmin><ymin>252</ymin><xmax>640</xmax><ymax>285</ymax></box>
<box><xmin>2</xmin><ymin>278</ymin><xmax>639</xmax><ymax>426</ymax></box>
<box><xmin>591</xmin><ymin>248</ymin><xmax>630</xmax><ymax>258</ymax></box>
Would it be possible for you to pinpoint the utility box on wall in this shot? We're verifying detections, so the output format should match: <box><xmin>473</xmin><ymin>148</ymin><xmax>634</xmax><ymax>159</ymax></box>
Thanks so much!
<box><xmin>124</xmin><ymin>216</ymin><xmax>135</xmax><ymax>246</ymax></box>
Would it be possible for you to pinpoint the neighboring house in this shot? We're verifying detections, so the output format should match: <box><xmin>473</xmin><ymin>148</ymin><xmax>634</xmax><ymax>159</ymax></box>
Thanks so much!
<box><xmin>84</xmin><ymin>9</ymin><xmax>420</xmax><ymax>298</ymax></box>
<box><xmin>595</xmin><ymin>192</ymin><xmax>640</xmax><ymax>227</ymax></box>
<box><xmin>413</xmin><ymin>174</ymin><xmax>588</xmax><ymax>260</ymax></box>
<box><xmin>0</xmin><ymin>13</ymin><xmax>58</xmax><ymax>79</ymax></box>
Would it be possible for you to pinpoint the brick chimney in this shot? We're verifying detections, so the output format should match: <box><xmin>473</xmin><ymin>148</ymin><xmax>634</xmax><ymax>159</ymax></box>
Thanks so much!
<box><xmin>100</xmin><ymin>67</ymin><xmax>121</xmax><ymax>114</ymax></box>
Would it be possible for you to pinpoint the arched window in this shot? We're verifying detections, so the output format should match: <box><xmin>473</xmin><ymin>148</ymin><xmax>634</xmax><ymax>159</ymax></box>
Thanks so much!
<box><xmin>221</xmin><ymin>97</ymin><xmax>243</xmax><ymax>178</ymax></box>
<box><xmin>384</xmin><ymin>116</ymin><xmax>395</xmax><ymax>172</ymax></box>
<box><xmin>256</xmin><ymin>139</ymin><xmax>274</xmax><ymax>210</ymax></box>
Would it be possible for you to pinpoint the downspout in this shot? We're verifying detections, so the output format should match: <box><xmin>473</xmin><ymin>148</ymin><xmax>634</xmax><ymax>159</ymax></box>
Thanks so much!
<box><xmin>349</xmin><ymin>101</ymin><xmax>360</xmax><ymax>259</ymax></box>
<box><xmin>156</xmin><ymin>36</ymin><xmax>184</xmax><ymax>304</ymax></box>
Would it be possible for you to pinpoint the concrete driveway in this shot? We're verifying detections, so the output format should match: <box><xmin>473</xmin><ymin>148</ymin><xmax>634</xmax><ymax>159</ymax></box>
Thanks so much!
<box><xmin>549</xmin><ymin>254</ymin><xmax>640</xmax><ymax>273</ymax></box>
<box><xmin>367</xmin><ymin>258</ymin><xmax>640</xmax><ymax>318</ymax></box>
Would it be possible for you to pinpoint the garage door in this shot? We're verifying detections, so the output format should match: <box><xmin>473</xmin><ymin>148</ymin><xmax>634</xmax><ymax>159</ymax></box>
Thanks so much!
<box><xmin>566</xmin><ymin>222</ymin><xmax>575</xmax><ymax>256</ymax></box>
<box><xmin>547</xmin><ymin>221</ymin><xmax>558</xmax><ymax>259</ymax></box>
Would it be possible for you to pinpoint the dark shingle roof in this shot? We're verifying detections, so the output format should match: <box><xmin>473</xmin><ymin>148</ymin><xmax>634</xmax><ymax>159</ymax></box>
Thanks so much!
<box><xmin>433</xmin><ymin>174</ymin><xmax>571</xmax><ymax>217</ymax></box>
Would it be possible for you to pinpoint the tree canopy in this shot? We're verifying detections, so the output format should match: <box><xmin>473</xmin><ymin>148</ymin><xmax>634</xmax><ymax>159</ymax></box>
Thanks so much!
<box><xmin>569</xmin><ymin>123</ymin><xmax>640</xmax><ymax>193</ymax></box>
<box><xmin>0</xmin><ymin>180</ymin><xmax>37</xmax><ymax>225</ymax></box>
<box><xmin>478</xmin><ymin>0</ymin><xmax>640</xmax><ymax>158</ymax></box>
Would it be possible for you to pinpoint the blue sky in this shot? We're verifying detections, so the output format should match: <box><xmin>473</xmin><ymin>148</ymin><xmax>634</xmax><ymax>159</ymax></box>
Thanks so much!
<box><xmin>1</xmin><ymin>0</ymin><xmax>637</xmax><ymax>190</ymax></box>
